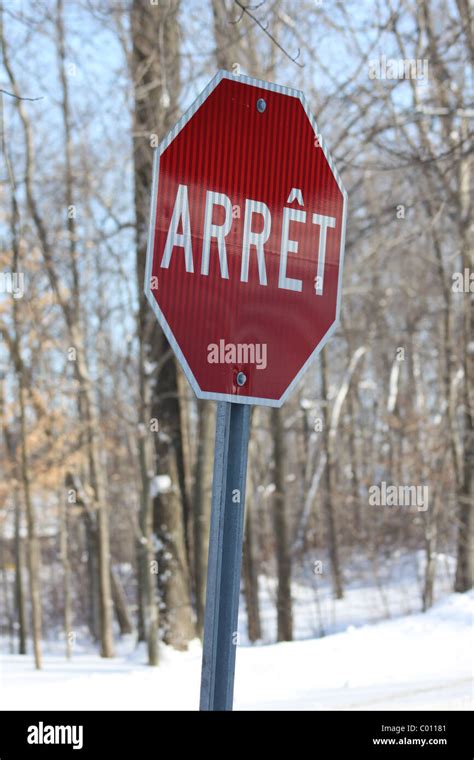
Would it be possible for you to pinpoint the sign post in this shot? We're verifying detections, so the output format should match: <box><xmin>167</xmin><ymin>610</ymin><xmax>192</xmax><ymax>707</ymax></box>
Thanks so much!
<box><xmin>199</xmin><ymin>402</ymin><xmax>250</xmax><ymax>710</ymax></box>
<box><xmin>145</xmin><ymin>70</ymin><xmax>347</xmax><ymax>710</ymax></box>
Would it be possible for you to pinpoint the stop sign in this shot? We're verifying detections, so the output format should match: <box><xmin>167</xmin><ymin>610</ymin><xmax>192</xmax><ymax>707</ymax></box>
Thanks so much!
<box><xmin>145</xmin><ymin>71</ymin><xmax>347</xmax><ymax>406</ymax></box>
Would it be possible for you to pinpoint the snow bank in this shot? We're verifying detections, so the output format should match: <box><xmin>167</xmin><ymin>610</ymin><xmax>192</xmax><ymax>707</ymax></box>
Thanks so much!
<box><xmin>0</xmin><ymin>592</ymin><xmax>471</xmax><ymax>711</ymax></box>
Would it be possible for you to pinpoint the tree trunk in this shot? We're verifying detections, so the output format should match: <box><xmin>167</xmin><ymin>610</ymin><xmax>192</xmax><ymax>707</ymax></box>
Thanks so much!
<box><xmin>66</xmin><ymin>467</ymin><xmax>113</xmax><ymax>654</ymax></box>
<box><xmin>321</xmin><ymin>350</ymin><xmax>344</xmax><ymax>599</ymax></box>
<box><xmin>85</xmin><ymin>515</ymin><xmax>100</xmax><ymax>642</ymax></box>
<box><xmin>1</xmin><ymin>379</ymin><xmax>27</xmax><ymax>656</ymax></box>
<box><xmin>131</xmin><ymin>0</ymin><xmax>194</xmax><ymax>650</ymax></box>
<box><xmin>14</xmin><ymin>487</ymin><xmax>27</xmax><ymax>655</ymax></box>
<box><xmin>2</xmin><ymin>5</ymin><xmax>116</xmax><ymax>659</ymax></box>
<box><xmin>153</xmin><ymin>345</ymin><xmax>195</xmax><ymax>648</ymax></box>
<box><xmin>18</xmin><ymin>374</ymin><xmax>42</xmax><ymax>669</ymax></box>
<box><xmin>57</xmin><ymin>0</ymin><xmax>115</xmax><ymax>658</ymax></box>
<box><xmin>81</xmin><ymin>359</ymin><xmax>114</xmax><ymax>659</ymax></box>
<box><xmin>60</xmin><ymin>494</ymin><xmax>73</xmax><ymax>658</ymax></box>
<box><xmin>422</xmin><ymin>503</ymin><xmax>438</xmax><ymax>611</ymax></box>
<box><xmin>155</xmin><ymin>445</ymin><xmax>195</xmax><ymax>649</ymax></box>
<box><xmin>135</xmin><ymin>339</ymin><xmax>159</xmax><ymax>662</ymax></box>
<box><xmin>111</xmin><ymin>569</ymin><xmax>134</xmax><ymax>637</ymax></box>
<box><xmin>346</xmin><ymin>374</ymin><xmax>361</xmax><ymax>540</ymax></box>
<box><xmin>193</xmin><ymin>401</ymin><xmax>215</xmax><ymax>638</ymax></box>
<box><xmin>271</xmin><ymin>408</ymin><xmax>293</xmax><ymax>642</ymax></box>
<box><xmin>177</xmin><ymin>369</ymin><xmax>194</xmax><ymax>559</ymax></box>
<box><xmin>456</xmin><ymin>413</ymin><xmax>474</xmax><ymax>592</ymax></box>
<box><xmin>0</xmin><ymin>539</ymin><xmax>14</xmax><ymax>653</ymax></box>
<box><xmin>455</xmin><ymin>115</ymin><xmax>474</xmax><ymax>592</ymax></box>
<box><xmin>242</xmin><ymin>452</ymin><xmax>261</xmax><ymax>642</ymax></box>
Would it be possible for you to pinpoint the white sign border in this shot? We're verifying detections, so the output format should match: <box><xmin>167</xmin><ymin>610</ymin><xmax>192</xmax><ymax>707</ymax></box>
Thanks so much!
<box><xmin>144</xmin><ymin>70</ymin><xmax>348</xmax><ymax>408</ymax></box>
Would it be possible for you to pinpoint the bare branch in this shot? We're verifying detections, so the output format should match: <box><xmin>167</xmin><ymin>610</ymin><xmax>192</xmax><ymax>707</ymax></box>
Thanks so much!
<box><xmin>233</xmin><ymin>0</ymin><xmax>304</xmax><ymax>68</ymax></box>
<box><xmin>0</xmin><ymin>88</ymin><xmax>43</xmax><ymax>101</ymax></box>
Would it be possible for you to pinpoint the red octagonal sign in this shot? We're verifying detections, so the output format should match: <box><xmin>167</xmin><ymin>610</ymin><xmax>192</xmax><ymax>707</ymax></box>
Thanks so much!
<box><xmin>145</xmin><ymin>71</ymin><xmax>347</xmax><ymax>407</ymax></box>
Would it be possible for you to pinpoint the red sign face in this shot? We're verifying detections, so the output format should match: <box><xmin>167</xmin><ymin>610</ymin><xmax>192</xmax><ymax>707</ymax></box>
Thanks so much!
<box><xmin>145</xmin><ymin>71</ymin><xmax>347</xmax><ymax>407</ymax></box>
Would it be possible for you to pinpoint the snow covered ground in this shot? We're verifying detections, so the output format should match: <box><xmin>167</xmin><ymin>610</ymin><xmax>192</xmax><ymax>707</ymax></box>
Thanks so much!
<box><xmin>0</xmin><ymin>552</ymin><xmax>472</xmax><ymax>711</ymax></box>
<box><xmin>0</xmin><ymin>592</ymin><xmax>471</xmax><ymax>711</ymax></box>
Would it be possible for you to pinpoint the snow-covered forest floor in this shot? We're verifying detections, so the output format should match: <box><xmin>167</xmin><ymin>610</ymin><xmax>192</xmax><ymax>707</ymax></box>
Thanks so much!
<box><xmin>1</xmin><ymin>552</ymin><xmax>472</xmax><ymax>711</ymax></box>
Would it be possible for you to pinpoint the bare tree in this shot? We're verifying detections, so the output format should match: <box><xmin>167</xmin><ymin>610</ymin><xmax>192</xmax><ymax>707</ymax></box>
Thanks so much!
<box><xmin>271</xmin><ymin>408</ymin><xmax>293</xmax><ymax>641</ymax></box>
<box><xmin>1</xmin><ymin>6</ymin><xmax>115</xmax><ymax>658</ymax></box>
<box><xmin>130</xmin><ymin>0</ymin><xmax>195</xmax><ymax>652</ymax></box>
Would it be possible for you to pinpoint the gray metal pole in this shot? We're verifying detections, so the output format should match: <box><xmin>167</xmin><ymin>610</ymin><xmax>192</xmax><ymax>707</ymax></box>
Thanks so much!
<box><xmin>199</xmin><ymin>401</ymin><xmax>251</xmax><ymax>711</ymax></box>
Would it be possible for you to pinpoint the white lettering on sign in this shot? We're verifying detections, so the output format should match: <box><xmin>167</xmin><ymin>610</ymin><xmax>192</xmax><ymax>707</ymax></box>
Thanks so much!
<box><xmin>286</xmin><ymin>187</ymin><xmax>304</xmax><ymax>206</ymax></box>
<box><xmin>241</xmin><ymin>199</ymin><xmax>271</xmax><ymax>286</ymax></box>
<box><xmin>160</xmin><ymin>185</ymin><xmax>336</xmax><ymax>295</ymax></box>
<box><xmin>161</xmin><ymin>184</ymin><xmax>194</xmax><ymax>272</ymax></box>
<box><xmin>201</xmin><ymin>190</ymin><xmax>233</xmax><ymax>278</ymax></box>
<box><xmin>312</xmin><ymin>213</ymin><xmax>336</xmax><ymax>295</ymax></box>
<box><xmin>279</xmin><ymin>206</ymin><xmax>306</xmax><ymax>292</ymax></box>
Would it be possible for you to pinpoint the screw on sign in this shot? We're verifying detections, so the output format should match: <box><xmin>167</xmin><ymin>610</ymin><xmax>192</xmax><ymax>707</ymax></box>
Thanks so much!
<box><xmin>144</xmin><ymin>71</ymin><xmax>348</xmax><ymax>710</ymax></box>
